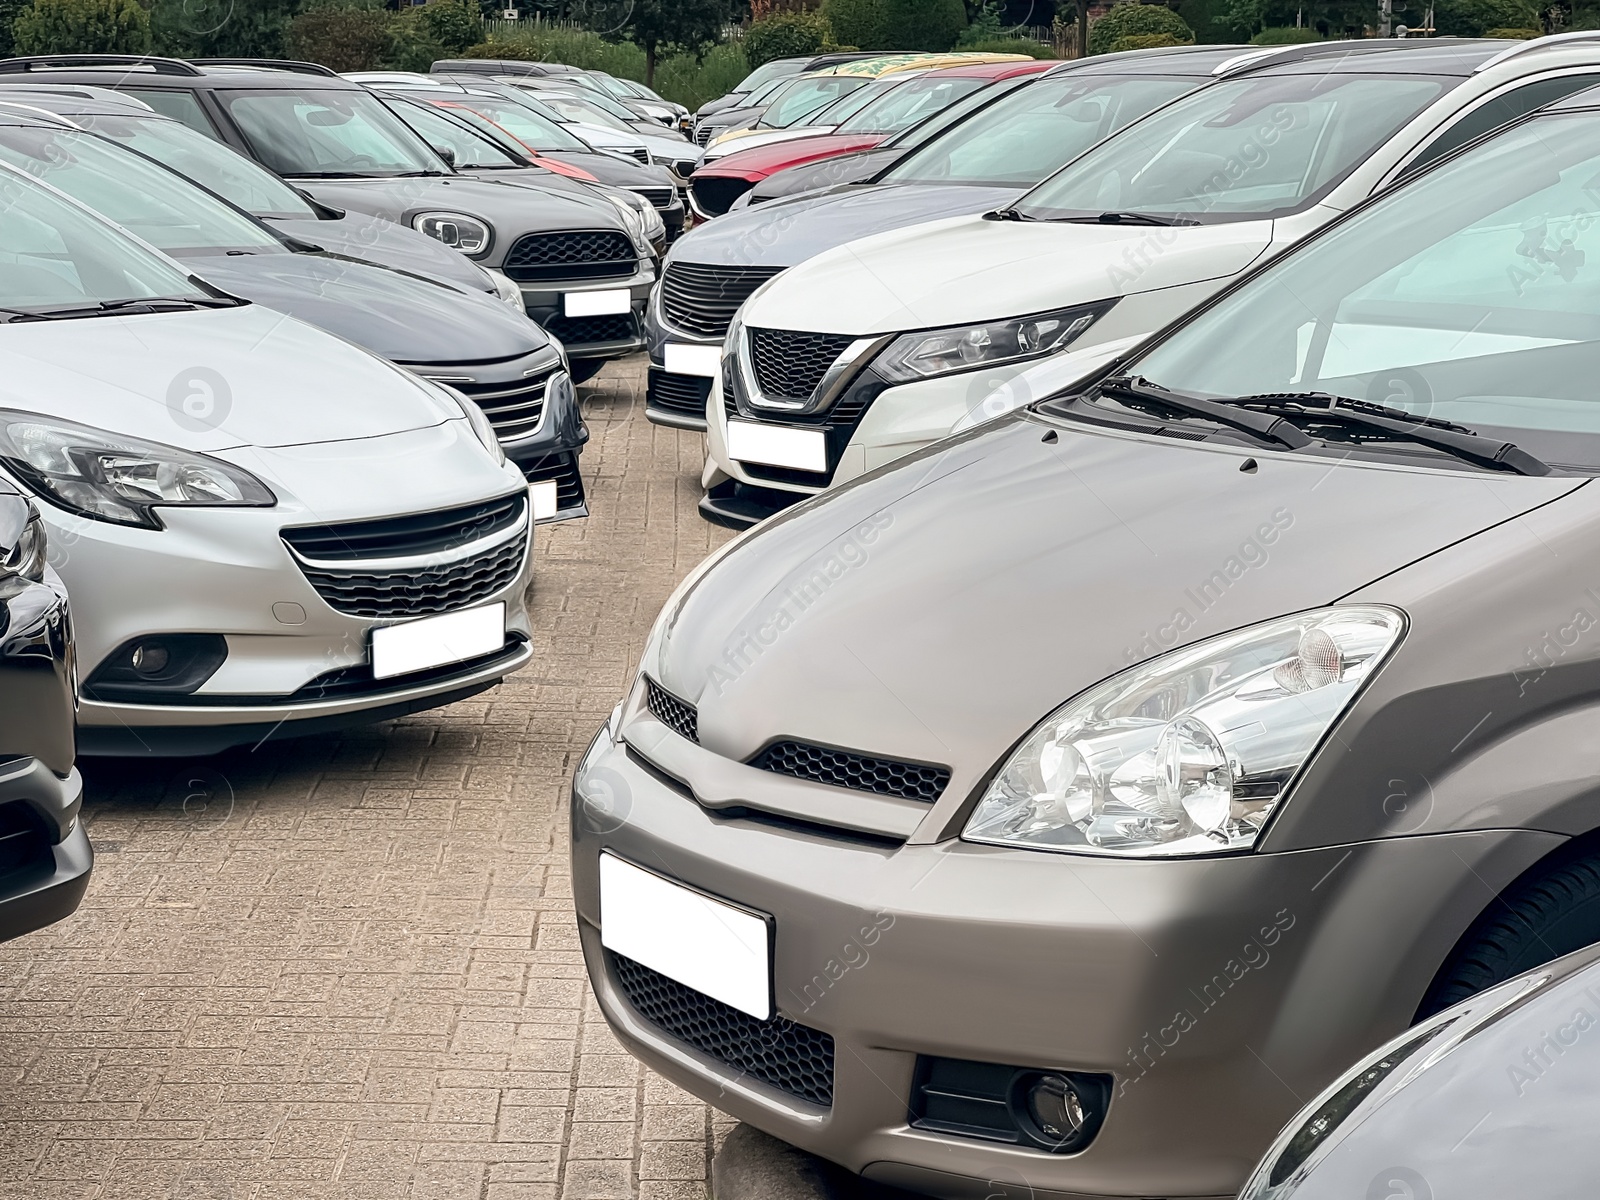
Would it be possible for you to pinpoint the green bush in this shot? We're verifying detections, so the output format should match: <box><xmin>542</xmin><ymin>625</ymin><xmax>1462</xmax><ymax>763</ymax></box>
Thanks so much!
<box><xmin>417</xmin><ymin>0</ymin><xmax>482</xmax><ymax>53</ymax></box>
<box><xmin>654</xmin><ymin>40</ymin><xmax>750</xmax><ymax>109</ymax></box>
<box><xmin>825</xmin><ymin>0</ymin><xmax>890</xmax><ymax>48</ymax></box>
<box><xmin>1088</xmin><ymin>2</ymin><xmax>1194</xmax><ymax>54</ymax></box>
<box><xmin>744</xmin><ymin>11</ymin><xmax>829</xmax><ymax>68</ymax></box>
<box><xmin>150</xmin><ymin>0</ymin><xmax>296</xmax><ymax>59</ymax></box>
<box><xmin>12</xmin><ymin>0</ymin><xmax>149</xmax><ymax>53</ymax></box>
<box><xmin>1483</xmin><ymin>24</ymin><xmax>1541</xmax><ymax>35</ymax></box>
<box><xmin>884</xmin><ymin>0</ymin><xmax>968</xmax><ymax>50</ymax></box>
<box><xmin>1108</xmin><ymin>30</ymin><xmax>1186</xmax><ymax>49</ymax></box>
<box><xmin>1250</xmin><ymin>24</ymin><xmax>1323</xmax><ymax>41</ymax></box>
<box><xmin>957</xmin><ymin>36</ymin><xmax>1056</xmax><ymax>55</ymax></box>
<box><xmin>286</xmin><ymin>5</ymin><xmax>390</xmax><ymax>71</ymax></box>
<box><xmin>1433</xmin><ymin>0</ymin><xmax>1539</xmax><ymax>35</ymax></box>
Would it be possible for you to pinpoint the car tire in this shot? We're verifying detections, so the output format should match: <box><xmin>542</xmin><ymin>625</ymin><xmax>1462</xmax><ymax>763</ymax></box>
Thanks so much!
<box><xmin>1418</xmin><ymin>844</ymin><xmax>1600</xmax><ymax>1019</ymax></box>
<box><xmin>569</xmin><ymin>358</ymin><xmax>607</xmax><ymax>385</ymax></box>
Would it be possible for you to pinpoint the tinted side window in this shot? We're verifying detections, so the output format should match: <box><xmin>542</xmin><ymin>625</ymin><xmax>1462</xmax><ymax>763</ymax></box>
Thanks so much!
<box><xmin>1406</xmin><ymin>75</ymin><xmax>1600</xmax><ymax>175</ymax></box>
<box><xmin>122</xmin><ymin>88</ymin><xmax>218</xmax><ymax>138</ymax></box>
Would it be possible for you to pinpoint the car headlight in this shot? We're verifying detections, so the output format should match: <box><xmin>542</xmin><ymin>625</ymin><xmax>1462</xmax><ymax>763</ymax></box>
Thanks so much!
<box><xmin>606</xmin><ymin>195</ymin><xmax>653</xmax><ymax>256</ymax></box>
<box><xmin>1</xmin><ymin>509</ymin><xmax>46</xmax><ymax>584</ymax></box>
<box><xmin>445</xmin><ymin>389</ymin><xmax>507</xmax><ymax>467</ymax></box>
<box><xmin>0</xmin><ymin>411</ymin><xmax>275</xmax><ymax>530</ymax></box>
<box><xmin>963</xmin><ymin>607</ymin><xmax>1405</xmax><ymax>858</ymax></box>
<box><xmin>873</xmin><ymin>302</ymin><xmax>1116</xmax><ymax>384</ymax></box>
<box><xmin>485</xmin><ymin>268</ymin><xmax>525</xmax><ymax>311</ymax></box>
<box><xmin>413</xmin><ymin>211</ymin><xmax>492</xmax><ymax>257</ymax></box>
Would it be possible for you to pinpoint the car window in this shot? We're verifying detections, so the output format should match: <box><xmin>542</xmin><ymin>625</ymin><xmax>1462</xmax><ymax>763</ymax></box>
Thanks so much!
<box><xmin>762</xmin><ymin>76</ymin><xmax>873</xmax><ymax>128</ymax></box>
<box><xmin>0</xmin><ymin>125</ymin><xmax>282</xmax><ymax>257</ymax></box>
<box><xmin>121</xmin><ymin>86</ymin><xmax>216</xmax><ymax>136</ymax></box>
<box><xmin>0</xmin><ymin>163</ymin><xmax>211</xmax><ymax>309</ymax></box>
<box><xmin>886</xmin><ymin>73</ymin><xmax>1196</xmax><ymax>187</ymax></box>
<box><xmin>736</xmin><ymin>59</ymin><xmax>804</xmax><ymax>95</ymax></box>
<box><xmin>222</xmin><ymin>89</ymin><xmax>443</xmax><ymax>177</ymax></box>
<box><xmin>772</xmin><ymin>75</ymin><xmax>899</xmax><ymax>130</ymax></box>
<box><xmin>837</xmin><ymin>74</ymin><xmax>992</xmax><ymax>136</ymax></box>
<box><xmin>1404</xmin><ymin>74</ymin><xmax>1600</xmax><ymax>176</ymax></box>
<box><xmin>881</xmin><ymin>75</ymin><xmax>1034</xmax><ymax>151</ymax></box>
<box><xmin>74</xmin><ymin>113</ymin><xmax>317</xmax><ymax>220</ymax></box>
<box><xmin>1125</xmin><ymin>109</ymin><xmax>1600</xmax><ymax>469</ymax></box>
<box><xmin>447</xmin><ymin>94</ymin><xmax>589</xmax><ymax>153</ymax></box>
<box><xmin>383</xmin><ymin>98</ymin><xmax>523</xmax><ymax>168</ymax></box>
<box><xmin>536</xmin><ymin>93</ymin><xmax>635</xmax><ymax>132</ymax></box>
<box><xmin>1016</xmin><ymin>73</ymin><xmax>1451</xmax><ymax>223</ymax></box>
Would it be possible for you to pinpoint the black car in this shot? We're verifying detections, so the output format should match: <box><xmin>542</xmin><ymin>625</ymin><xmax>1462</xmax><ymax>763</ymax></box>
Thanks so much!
<box><xmin>0</xmin><ymin>483</ymin><xmax>90</xmax><ymax>943</ymax></box>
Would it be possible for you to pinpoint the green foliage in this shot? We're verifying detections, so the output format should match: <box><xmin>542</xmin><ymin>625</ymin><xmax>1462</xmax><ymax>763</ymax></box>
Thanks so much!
<box><xmin>151</xmin><ymin>0</ymin><xmax>297</xmax><ymax>59</ymax></box>
<box><xmin>1087</xmin><ymin>2</ymin><xmax>1192</xmax><ymax>53</ymax></box>
<box><xmin>12</xmin><ymin>0</ymin><xmax>150</xmax><ymax>53</ymax></box>
<box><xmin>1431</xmin><ymin>0</ymin><xmax>1539</xmax><ymax>33</ymax></box>
<box><xmin>1108</xmin><ymin>29</ymin><xmax>1185</xmax><ymax>48</ymax></box>
<box><xmin>577</xmin><ymin>0</ymin><xmax>731</xmax><ymax>77</ymax></box>
<box><xmin>885</xmin><ymin>0</ymin><xmax>969</xmax><ymax>50</ymax></box>
<box><xmin>0</xmin><ymin>0</ymin><xmax>28</xmax><ymax>56</ymax></box>
<box><xmin>654</xmin><ymin>39</ymin><xmax>750</xmax><ymax>108</ymax></box>
<box><xmin>957</xmin><ymin>34</ymin><xmax>1056</xmax><ymax>53</ymax></box>
<box><xmin>1174</xmin><ymin>0</ymin><xmax>1234</xmax><ymax>41</ymax></box>
<box><xmin>1250</xmin><ymin>23</ymin><xmax>1324</xmax><ymax>39</ymax></box>
<box><xmin>743</xmin><ymin>10</ymin><xmax>828</xmax><ymax>67</ymax></box>
<box><xmin>1212</xmin><ymin>0</ymin><xmax>1370</xmax><ymax>39</ymax></box>
<box><xmin>1483</xmin><ymin>24</ymin><xmax>1540</xmax><ymax>34</ymax></box>
<box><xmin>285</xmin><ymin>5</ymin><xmax>390</xmax><ymax>71</ymax></box>
<box><xmin>824</xmin><ymin>0</ymin><xmax>890</xmax><ymax>47</ymax></box>
<box><xmin>957</xmin><ymin>0</ymin><xmax>1004</xmax><ymax>43</ymax></box>
<box><xmin>417</xmin><ymin>0</ymin><xmax>483</xmax><ymax>52</ymax></box>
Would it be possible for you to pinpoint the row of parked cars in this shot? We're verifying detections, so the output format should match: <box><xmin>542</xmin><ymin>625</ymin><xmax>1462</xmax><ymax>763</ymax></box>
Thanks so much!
<box><xmin>584</xmin><ymin>31</ymin><xmax>1600</xmax><ymax>1200</ymax></box>
<box><xmin>0</xmin><ymin>54</ymin><xmax>706</xmax><ymax>944</ymax></box>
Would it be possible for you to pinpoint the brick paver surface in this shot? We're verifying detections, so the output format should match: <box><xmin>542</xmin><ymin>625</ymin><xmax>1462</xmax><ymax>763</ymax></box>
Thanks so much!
<box><xmin>0</xmin><ymin>355</ymin><xmax>740</xmax><ymax>1200</ymax></box>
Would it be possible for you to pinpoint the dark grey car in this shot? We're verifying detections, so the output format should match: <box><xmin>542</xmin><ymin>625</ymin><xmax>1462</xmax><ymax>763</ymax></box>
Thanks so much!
<box><xmin>645</xmin><ymin>45</ymin><xmax>1240</xmax><ymax>430</ymax></box>
<box><xmin>0</xmin><ymin>55</ymin><xmax>657</xmax><ymax>375</ymax></box>
<box><xmin>571</xmin><ymin>80</ymin><xmax>1600</xmax><ymax>1200</ymax></box>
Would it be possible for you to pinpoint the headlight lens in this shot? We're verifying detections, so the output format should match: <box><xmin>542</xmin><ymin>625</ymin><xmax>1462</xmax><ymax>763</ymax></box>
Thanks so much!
<box><xmin>874</xmin><ymin>302</ymin><xmax>1116</xmax><ymax>384</ymax></box>
<box><xmin>0</xmin><ymin>411</ymin><xmax>275</xmax><ymax>529</ymax></box>
<box><xmin>485</xmin><ymin>268</ymin><xmax>525</xmax><ymax>311</ymax></box>
<box><xmin>963</xmin><ymin>607</ymin><xmax>1404</xmax><ymax>858</ymax></box>
<box><xmin>1</xmin><ymin>510</ymin><xmax>46</xmax><ymax>583</ymax></box>
<box><xmin>413</xmin><ymin>211</ymin><xmax>492</xmax><ymax>256</ymax></box>
<box><xmin>606</xmin><ymin>195</ymin><xmax>653</xmax><ymax>255</ymax></box>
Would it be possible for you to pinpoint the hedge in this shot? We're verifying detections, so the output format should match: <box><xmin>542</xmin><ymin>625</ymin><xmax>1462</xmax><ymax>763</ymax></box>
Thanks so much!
<box><xmin>1088</xmin><ymin>2</ymin><xmax>1194</xmax><ymax>54</ymax></box>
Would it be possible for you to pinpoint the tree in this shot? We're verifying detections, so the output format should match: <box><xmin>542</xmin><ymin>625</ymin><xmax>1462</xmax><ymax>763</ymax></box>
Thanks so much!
<box><xmin>825</xmin><ymin>0</ymin><xmax>891</xmax><ymax>45</ymax></box>
<box><xmin>884</xmin><ymin>0</ymin><xmax>968</xmax><ymax>47</ymax></box>
<box><xmin>150</xmin><ymin>0</ymin><xmax>298</xmax><ymax>59</ymax></box>
<box><xmin>1434</xmin><ymin>0</ymin><xmax>1540</xmax><ymax>32</ymax></box>
<box><xmin>417</xmin><ymin>0</ymin><xmax>484</xmax><ymax>52</ymax></box>
<box><xmin>744</xmin><ymin>10</ymin><xmax>829</xmax><ymax>67</ymax></box>
<box><xmin>578</xmin><ymin>0</ymin><xmax>732</xmax><ymax>84</ymax></box>
<box><xmin>12</xmin><ymin>0</ymin><xmax>151</xmax><ymax>53</ymax></box>
<box><xmin>1087</xmin><ymin>1</ymin><xmax>1192</xmax><ymax>53</ymax></box>
<box><xmin>286</xmin><ymin>5</ymin><xmax>392</xmax><ymax>70</ymax></box>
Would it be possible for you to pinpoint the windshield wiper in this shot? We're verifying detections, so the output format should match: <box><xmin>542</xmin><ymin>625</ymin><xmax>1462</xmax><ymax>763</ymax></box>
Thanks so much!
<box><xmin>1098</xmin><ymin>376</ymin><xmax>1312</xmax><ymax>450</ymax></box>
<box><xmin>1071</xmin><ymin>211</ymin><xmax>1197</xmax><ymax>227</ymax></box>
<box><xmin>392</xmin><ymin>170</ymin><xmax>448</xmax><ymax>178</ymax></box>
<box><xmin>983</xmin><ymin>206</ymin><xmax>1034</xmax><ymax>222</ymax></box>
<box><xmin>0</xmin><ymin>297</ymin><xmax>243</xmax><ymax>322</ymax></box>
<box><xmin>1226</xmin><ymin>391</ymin><xmax>1556</xmax><ymax>477</ymax></box>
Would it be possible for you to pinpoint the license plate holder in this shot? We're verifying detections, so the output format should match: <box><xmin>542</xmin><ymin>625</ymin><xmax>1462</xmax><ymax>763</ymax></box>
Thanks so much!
<box><xmin>370</xmin><ymin>602</ymin><xmax>505</xmax><ymax>680</ymax></box>
<box><xmin>726</xmin><ymin>420</ymin><xmax>827</xmax><ymax>473</ymax></box>
<box><xmin>564</xmin><ymin>289</ymin><xmax>632</xmax><ymax>317</ymax></box>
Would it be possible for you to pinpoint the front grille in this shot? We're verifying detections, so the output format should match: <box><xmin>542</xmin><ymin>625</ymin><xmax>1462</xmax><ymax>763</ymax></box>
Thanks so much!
<box><xmin>645</xmin><ymin>676</ymin><xmax>698</xmax><ymax>742</ymax></box>
<box><xmin>546</xmin><ymin>312</ymin><xmax>638</xmax><ymax>347</ymax></box>
<box><xmin>503</xmin><ymin>230</ymin><xmax>637</xmax><ymax>283</ymax></box>
<box><xmin>748</xmin><ymin>328</ymin><xmax>855</xmax><ymax>402</ymax></box>
<box><xmin>521</xmin><ymin>452</ymin><xmax>586</xmax><ymax>512</ymax></box>
<box><xmin>647</xmin><ymin>368</ymin><xmax>713</xmax><ymax>419</ymax></box>
<box><xmin>296</xmin><ymin>528</ymin><xmax>527</xmax><ymax>618</ymax></box>
<box><xmin>633</xmin><ymin>186</ymin><xmax>674</xmax><ymax>210</ymax></box>
<box><xmin>661</xmin><ymin>261</ymin><xmax>783</xmax><ymax>339</ymax></box>
<box><xmin>444</xmin><ymin>368</ymin><xmax>558</xmax><ymax>441</ymax></box>
<box><xmin>281</xmin><ymin>492</ymin><xmax>526</xmax><ymax>561</ymax></box>
<box><xmin>626</xmin><ymin>146</ymin><xmax>649</xmax><ymax>164</ymax></box>
<box><xmin>750</xmin><ymin>741</ymin><xmax>950</xmax><ymax>802</ymax></box>
<box><xmin>695</xmin><ymin>125</ymin><xmax>714</xmax><ymax>146</ymax></box>
<box><xmin>611</xmin><ymin>953</ymin><xmax>834</xmax><ymax>1107</ymax></box>
<box><xmin>690</xmin><ymin>175</ymin><xmax>754</xmax><ymax>218</ymax></box>
<box><xmin>673</xmin><ymin>157</ymin><xmax>698</xmax><ymax>177</ymax></box>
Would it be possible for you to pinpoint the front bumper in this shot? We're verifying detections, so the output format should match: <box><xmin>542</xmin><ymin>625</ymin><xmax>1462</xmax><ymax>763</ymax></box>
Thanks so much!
<box><xmin>517</xmin><ymin>266</ymin><xmax>654</xmax><ymax>361</ymax></box>
<box><xmin>573</xmin><ymin>718</ymin><xmax>1558</xmax><ymax>1199</ymax></box>
<box><xmin>0</xmin><ymin>758</ymin><xmax>90</xmax><ymax>944</ymax></box>
<box><xmin>644</xmin><ymin>299</ymin><xmax>716</xmax><ymax>431</ymax></box>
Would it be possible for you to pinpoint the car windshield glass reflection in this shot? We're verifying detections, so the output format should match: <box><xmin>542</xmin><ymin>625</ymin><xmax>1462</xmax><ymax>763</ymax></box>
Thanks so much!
<box><xmin>223</xmin><ymin>89</ymin><xmax>444</xmax><ymax>177</ymax></box>
<box><xmin>885</xmin><ymin>73</ymin><xmax>1196</xmax><ymax>187</ymax></box>
<box><xmin>836</xmin><ymin>74</ymin><xmax>991</xmax><ymax>135</ymax></box>
<box><xmin>385</xmin><ymin>99</ymin><xmax>523</xmax><ymax>169</ymax></box>
<box><xmin>761</xmin><ymin>76</ymin><xmax>874</xmax><ymax>128</ymax></box>
<box><xmin>1117</xmin><ymin>109</ymin><xmax>1600</xmax><ymax>471</ymax></box>
<box><xmin>449</xmin><ymin>94</ymin><xmax>590</xmax><ymax>153</ymax></box>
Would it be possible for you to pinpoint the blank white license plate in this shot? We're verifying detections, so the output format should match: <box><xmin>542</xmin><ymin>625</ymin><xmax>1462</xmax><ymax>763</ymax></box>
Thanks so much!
<box><xmin>529</xmin><ymin>480</ymin><xmax>559</xmax><ymax>521</ymax></box>
<box><xmin>727</xmin><ymin>420</ymin><xmax>827</xmax><ymax>473</ymax></box>
<box><xmin>371</xmin><ymin>602</ymin><xmax>505</xmax><ymax>680</ymax></box>
<box><xmin>564</xmin><ymin>288</ymin><xmax>631</xmax><ymax>317</ymax></box>
<box><xmin>600</xmin><ymin>853</ymin><xmax>771</xmax><ymax>1019</ymax></box>
<box><xmin>664</xmin><ymin>342</ymin><xmax>722</xmax><ymax>378</ymax></box>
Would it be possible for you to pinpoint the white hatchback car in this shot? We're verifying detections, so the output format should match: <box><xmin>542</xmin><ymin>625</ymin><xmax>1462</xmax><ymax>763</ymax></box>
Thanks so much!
<box><xmin>702</xmin><ymin>34</ymin><xmax>1600</xmax><ymax>526</ymax></box>
<box><xmin>0</xmin><ymin>162</ymin><xmax>535</xmax><ymax>755</ymax></box>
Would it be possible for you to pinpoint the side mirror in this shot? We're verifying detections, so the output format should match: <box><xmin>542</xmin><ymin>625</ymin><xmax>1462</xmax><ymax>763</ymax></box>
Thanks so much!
<box><xmin>436</xmin><ymin>145</ymin><xmax>457</xmax><ymax>169</ymax></box>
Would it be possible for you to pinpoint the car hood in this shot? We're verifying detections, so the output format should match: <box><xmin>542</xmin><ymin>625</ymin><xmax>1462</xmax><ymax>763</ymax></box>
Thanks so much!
<box><xmin>669</xmin><ymin>182</ymin><xmax>1020</xmax><ymax>268</ymax></box>
<box><xmin>705</xmin><ymin>133</ymin><xmax>887</xmax><ymax>180</ymax></box>
<box><xmin>648</xmin><ymin>416</ymin><xmax>1580</xmax><ymax>793</ymax></box>
<box><xmin>704</xmin><ymin>126</ymin><xmax>838</xmax><ymax>159</ymax></box>
<box><xmin>187</xmin><ymin>252</ymin><xmax>547</xmax><ymax>365</ymax></box>
<box><xmin>540</xmin><ymin>152</ymin><xmax>676</xmax><ymax>189</ymax></box>
<box><xmin>291</xmin><ymin>174</ymin><xmax>630</xmax><ymax>236</ymax></box>
<box><xmin>268</xmin><ymin>210</ymin><xmax>496</xmax><ymax>296</ymax></box>
<box><xmin>743</xmin><ymin>212</ymin><xmax>1276</xmax><ymax>333</ymax></box>
<box><xmin>0</xmin><ymin>304</ymin><xmax>463</xmax><ymax>453</ymax></box>
<box><xmin>743</xmin><ymin>148</ymin><xmax>901</xmax><ymax>205</ymax></box>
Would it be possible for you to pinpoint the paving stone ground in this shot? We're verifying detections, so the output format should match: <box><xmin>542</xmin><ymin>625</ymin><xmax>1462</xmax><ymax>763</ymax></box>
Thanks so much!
<box><xmin>0</xmin><ymin>354</ymin><xmax>741</xmax><ymax>1200</ymax></box>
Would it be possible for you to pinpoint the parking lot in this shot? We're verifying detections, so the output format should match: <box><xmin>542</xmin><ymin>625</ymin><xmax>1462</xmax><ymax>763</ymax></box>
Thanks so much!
<box><xmin>0</xmin><ymin>356</ymin><xmax>737</xmax><ymax>1200</ymax></box>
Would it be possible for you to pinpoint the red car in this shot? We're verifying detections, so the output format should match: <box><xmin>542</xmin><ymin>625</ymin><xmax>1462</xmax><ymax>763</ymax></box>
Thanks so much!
<box><xmin>688</xmin><ymin>59</ymin><xmax>1054</xmax><ymax>219</ymax></box>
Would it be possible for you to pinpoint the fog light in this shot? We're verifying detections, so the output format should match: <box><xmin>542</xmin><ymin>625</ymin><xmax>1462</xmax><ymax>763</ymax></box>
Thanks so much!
<box><xmin>82</xmin><ymin>633</ymin><xmax>228</xmax><ymax>701</ymax></box>
<box><xmin>1024</xmin><ymin>1074</ymin><xmax>1087</xmax><ymax>1146</ymax></box>
<box><xmin>130</xmin><ymin>643</ymin><xmax>170</xmax><ymax>675</ymax></box>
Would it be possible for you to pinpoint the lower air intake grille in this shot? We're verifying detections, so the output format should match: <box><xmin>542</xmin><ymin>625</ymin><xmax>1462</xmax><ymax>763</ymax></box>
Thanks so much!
<box><xmin>644</xmin><ymin>677</ymin><xmax>698</xmax><ymax>743</ymax></box>
<box><xmin>647</xmin><ymin>368</ymin><xmax>713</xmax><ymax>419</ymax></box>
<box><xmin>634</xmin><ymin>186</ymin><xmax>675</xmax><ymax>210</ymax></box>
<box><xmin>546</xmin><ymin>312</ymin><xmax>637</xmax><ymax>347</ymax></box>
<box><xmin>748</xmin><ymin>328</ymin><xmax>855</xmax><ymax>402</ymax></box>
<box><xmin>503</xmin><ymin>230</ymin><xmax>637</xmax><ymax>283</ymax></box>
<box><xmin>447</xmin><ymin>369</ymin><xmax>557</xmax><ymax>441</ymax></box>
<box><xmin>689</xmin><ymin>175</ymin><xmax>754</xmax><ymax>218</ymax></box>
<box><xmin>750</xmin><ymin>741</ymin><xmax>949</xmax><ymax>802</ymax></box>
<box><xmin>611</xmin><ymin>953</ymin><xmax>834</xmax><ymax>1107</ymax></box>
<box><xmin>521</xmin><ymin>452</ymin><xmax>586</xmax><ymax>513</ymax></box>
<box><xmin>296</xmin><ymin>529</ymin><xmax>527</xmax><ymax>618</ymax></box>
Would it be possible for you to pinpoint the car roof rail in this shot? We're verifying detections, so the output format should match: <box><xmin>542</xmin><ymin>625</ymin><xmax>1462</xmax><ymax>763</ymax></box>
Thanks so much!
<box><xmin>0</xmin><ymin>82</ymin><xmax>154</xmax><ymax>108</ymax></box>
<box><xmin>190</xmin><ymin>58</ymin><xmax>340</xmax><ymax>77</ymax></box>
<box><xmin>0</xmin><ymin>54</ymin><xmax>202</xmax><ymax>76</ymax></box>
<box><xmin>1039</xmin><ymin>42</ymin><xmax>1247</xmax><ymax>77</ymax></box>
<box><xmin>0</xmin><ymin>98</ymin><xmax>79</xmax><ymax>125</ymax></box>
<box><xmin>1213</xmin><ymin>36</ymin><xmax>1488</xmax><ymax>76</ymax></box>
<box><xmin>1473</xmin><ymin>30</ymin><xmax>1600</xmax><ymax>71</ymax></box>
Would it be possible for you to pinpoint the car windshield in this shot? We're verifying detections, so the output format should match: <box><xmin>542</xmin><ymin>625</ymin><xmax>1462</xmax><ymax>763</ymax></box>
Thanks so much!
<box><xmin>0</xmin><ymin>125</ymin><xmax>283</xmax><ymax>257</ymax></box>
<box><xmin>0</xmin><ymin>163</ymin><xmax>214</xmax><ymax>311</ymax></box>
<box><xmin>545</xmin><ymin>87</ymin><xmax>640</xmax><ymax>124</ymax></box>
<box><xmin>71</xmin><ymin>112</ymin><xmax>317</xmax><ymax>220</ymax></box>
<box><xmin>220</xmin><ymin>88</ymin><xmax>445</xmax><ymax>178</ymax></box>
<box><xmin>766</xmin><ymin>74</ymin><xmax>899</xmax><ymax>130</ymax></box>
<box><xmin>449</xmin><ymin>93</ymin><xmax>590</xmax><ymax>152</ymax></box>
<box><xmin>1116</xmin><ymin>109</ymin><xmax>1600</xmax><ymax>470</ymax></box>
<box><xmin>1014</xmin><ymin>72</ymin><xmax>1451</xmax><ymax>222</ymax></box>
<box><xmin>736</xmin><ymin>59</ymin><xmax>804</xmax><ymax>95</ymax></box>
<box><xmin>836</xmin><ymin>72</ymin><xmax>993</xmax><ymax>135</ymax></box>
<box><xmin>761</xmin><ymin>75</ymin><xmax>874</xmax><ymax>128</ymax></box>
<box><xmin>383</xmin><ymin>97</ymin><xmax>524</xmax><ymax>168</ymax></box>
<box><xmin>884</xmin><ymin>72</ymin><xmax>1198</xmax><ymax>187</ymax></box>
<box><xmin>535</xmin><ymin>91</ymin><xmax>636</xmax><ymax>132</ymax></box>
